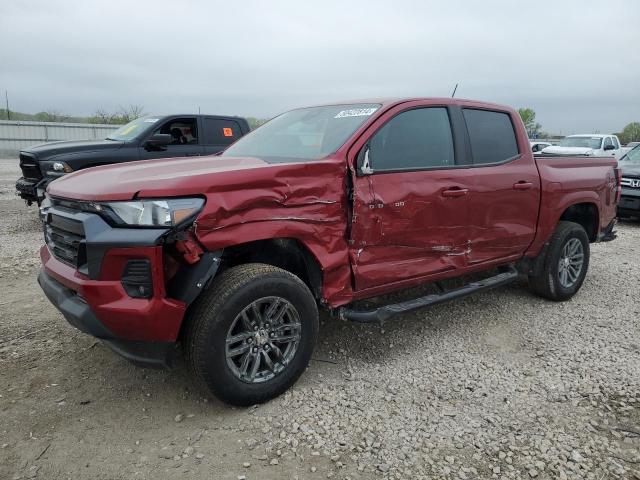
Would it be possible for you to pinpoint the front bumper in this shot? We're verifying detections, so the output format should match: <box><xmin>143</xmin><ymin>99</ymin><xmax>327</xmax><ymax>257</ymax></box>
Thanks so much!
<box><xmin>37</xmin><ymin>200</ymin><xmax>188</xmax><ymax>367</ymax></box>
<box><xmin>40</xmin><ymin>244</ymin><xmax>187</xmax><ymax>343</ymax></box>
<box><xmin>618</xmin><ymin>189</ymin><xmax>640</xmax><ymax>217</ymax></box>
<box><xmin>38</xmin><ymin>267</ymin><xmax>176</xmax><ymax>368</ymax></box>
<box><xmin>15</xmin><ymin>177</ymin><xmax>44</xmax><ymax>204</ymax></box>
<box><xmin>37</xmin><ymin>200</ymin><xmax>222</xmax><ymax>368</ymax></box>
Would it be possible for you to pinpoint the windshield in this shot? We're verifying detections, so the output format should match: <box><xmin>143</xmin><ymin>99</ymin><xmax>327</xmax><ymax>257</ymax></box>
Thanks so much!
<box><xmin>222</xmin><ymin>103</ymin><xmax>381</xmax><ymax>162</ymax></box>
<box><xmin>559</xmin><ymin>136</ymin><xmax>602</xmax><ymax>149</ymax></box>
<box><xmin>621</xmin><ymin>145</ymin><xmax>640</xmax><ymax>164</ymax></box>
<box><xmin>106</xmin><ymin>116</ymin><xmax>161</xmax><ymax>141</ymax></box>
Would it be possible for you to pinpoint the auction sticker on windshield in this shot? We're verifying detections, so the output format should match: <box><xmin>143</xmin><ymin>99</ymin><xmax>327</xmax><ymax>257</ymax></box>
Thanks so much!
<box><xmin>334</xmin><ymin>107</ymin><xmax>378</xmax><ymax>118</ymax></box>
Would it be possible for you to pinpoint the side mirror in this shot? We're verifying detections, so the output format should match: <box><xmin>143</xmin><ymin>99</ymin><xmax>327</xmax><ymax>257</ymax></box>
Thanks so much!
<box><xmin>144</xmin><ymin>133</ymin><xmax>172</xmax><ymax>149</ymax></box>
<box><xmin>357</xmin><ymin>145</ymin><xmax>373</xmax><ymax>175</ymax></box>
<box><xmin>604</xmin><ymin>144</ymin><xmax>615</xmax><ymax>151</ymax></box>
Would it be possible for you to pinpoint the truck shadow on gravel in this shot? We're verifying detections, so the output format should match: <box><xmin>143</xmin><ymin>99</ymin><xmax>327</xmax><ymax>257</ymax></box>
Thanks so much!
<box><xmin>313</xmin><ymin>279</ymin><xmax>534</xmax><ymax>367</ymax></box>
<box><xmin>49</xmin><ymin>277</ymin><xmax>535</xmax><ymax>411</ymax></box>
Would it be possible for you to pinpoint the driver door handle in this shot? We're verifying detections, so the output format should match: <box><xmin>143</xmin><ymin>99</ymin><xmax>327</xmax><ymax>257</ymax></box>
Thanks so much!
<box><xmin>186</xmin><ymin>153</ymin><xmax>202</xmax><ymax>156</ymax></box>
<box><xmin>441</xmin><ymin>187</ymin><xmax>469</xmax><ymax>198</ymax></box>
<box><xmin>513</xmin><ymin>181</ymin><xmax>533</xmax><ymax>190</ymax></box>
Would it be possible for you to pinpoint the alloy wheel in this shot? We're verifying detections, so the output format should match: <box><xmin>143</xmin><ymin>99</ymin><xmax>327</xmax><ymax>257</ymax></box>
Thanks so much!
<box><xmin>225</xmin><ymin>296</ymin><xmax>302</xmax><ymax>383</ymax></box>
<box><xmin>557</xmin><ymin>238</ymin><xmax>584</xmax><ymax>288</ymax></box>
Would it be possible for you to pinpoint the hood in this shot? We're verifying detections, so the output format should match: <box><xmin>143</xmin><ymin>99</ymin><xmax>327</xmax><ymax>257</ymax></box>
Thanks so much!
<box><xmin>541</xmin><ymin>146</ymin><xmax>594</xmax><ymax>156</ymax></box>
<box><xmin>22</xmin><ymin>139</ymin><xmax>124</xmax><ymax>160</ymax></box>
<box><xmin>47</xmin><ymin>155</ymin><xmax>277</xmax><ymax>201</ymax></box>
<box><xmin>620</xmin><ymin>163</ymin><xmax>640</xmax><ymax>177</ymax></box>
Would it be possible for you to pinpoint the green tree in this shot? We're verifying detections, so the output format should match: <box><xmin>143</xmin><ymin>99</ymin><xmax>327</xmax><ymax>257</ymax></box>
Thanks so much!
<box><xmin>518</xmin><ymin>108</ymin><xmax>543</xmax><ymax>138</ymax></box>
<box><xmin>89</xmin><ymin>105</ymin><xmax>145</xmax><ymax>125</ymax></box>
<box><xmin>619</xmin><ymin>122</ymin><xmax>640</xmax><ymax>145</ymax></box>
<box><xmin>34</xmin><ymin>109</ymin><xmax>69</xmax><ymax>122</ymax></box>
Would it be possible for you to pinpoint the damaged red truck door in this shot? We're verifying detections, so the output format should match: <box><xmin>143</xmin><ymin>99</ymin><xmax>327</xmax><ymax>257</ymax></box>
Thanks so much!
<box><xmin>349</xmin><ymin>102</ymin><xmax>474</xmax><ymax>290</ymax></box>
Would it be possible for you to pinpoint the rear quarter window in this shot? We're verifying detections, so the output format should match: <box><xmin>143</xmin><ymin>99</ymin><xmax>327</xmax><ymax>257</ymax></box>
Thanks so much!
<box><xmin>202</xmin><ymin>118</ymin><xmax>242</xmax><ymax>146</ymax></box>
<box><xmin>462</xmin><ymin>109</ymin><xmax>519</xmax><ymax>164</ymax></box>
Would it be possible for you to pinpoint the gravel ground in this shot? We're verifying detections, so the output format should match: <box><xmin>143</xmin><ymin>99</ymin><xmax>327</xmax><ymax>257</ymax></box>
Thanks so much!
<box><xmin>1</xmin><ymin>158</ymin><xmax>639</xmax><ymax>480</ymax></box>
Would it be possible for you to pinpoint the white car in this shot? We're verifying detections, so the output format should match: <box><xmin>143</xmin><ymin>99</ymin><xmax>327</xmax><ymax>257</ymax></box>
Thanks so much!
<box><xmin>541</xmin><ymin>134</ymin><xmax>623</xmax><ymax>159</ymax></box>
<box><xmin>530</xmin><ymin>141</ymin><xmax>552</xmax><ymax>155</ymax></box>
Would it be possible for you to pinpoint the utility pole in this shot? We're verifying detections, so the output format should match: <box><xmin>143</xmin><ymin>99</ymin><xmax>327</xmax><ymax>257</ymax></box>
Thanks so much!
<box><xmin>4</xmin><ymin>91</ymin><xmax>10</xmax><ymax>120</ymax></box>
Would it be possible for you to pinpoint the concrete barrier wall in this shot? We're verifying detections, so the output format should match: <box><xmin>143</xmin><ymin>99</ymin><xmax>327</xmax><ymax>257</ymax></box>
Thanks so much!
<box><xmin>0</xmin><ymin>120</ymin><xmax>119</xmax><ymax>156</ymax></box>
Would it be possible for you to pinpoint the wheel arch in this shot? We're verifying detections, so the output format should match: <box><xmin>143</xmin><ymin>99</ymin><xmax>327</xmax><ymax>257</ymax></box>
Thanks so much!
<box><xmin>558</xmin><ymin>202</ymin><xmax>599</xmax><ymax>242</ymax></box>
<box><xmin>218</xmin><ymin>238</ymin><xmax>324</xmax><ymax>301</ymax></box>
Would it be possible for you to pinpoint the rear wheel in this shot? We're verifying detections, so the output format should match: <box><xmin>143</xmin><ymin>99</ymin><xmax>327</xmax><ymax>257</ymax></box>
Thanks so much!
<box><xmin>529</xmin><ymin>221</ymin><xmax>590</xmax><ymax>301</ymax></box>
<box><xmin>185</xmin><ymin>263</ymin><xmax>318</xmax><ymax>406</ymax></box>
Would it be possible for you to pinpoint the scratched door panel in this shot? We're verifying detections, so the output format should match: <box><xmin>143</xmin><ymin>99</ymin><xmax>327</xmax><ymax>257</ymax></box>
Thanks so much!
<box><xmin>350</xmin><ymin>169</ymin><xmax>473</xmax><ymax>291</ymax></box>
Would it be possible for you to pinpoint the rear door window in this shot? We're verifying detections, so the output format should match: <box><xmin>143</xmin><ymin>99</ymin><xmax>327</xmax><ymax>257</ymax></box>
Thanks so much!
<box><xmin>368</xmin><ymin>107</ymin><xmax>455</xmax><ymax>171</ymax></box>
<box><xmin>462</xmin><ymin>109</ymin><xmax>519</xmax><ymax>164</ymax></box>
<box><xmin>612</xmin><ymin>137</ymin><xmax>620</xmax><ymax>149</ymax></box>
<box><xmin>202</xmin><ymin>118</ymin><xmax>242</xmax><ymax>146</ymax></box>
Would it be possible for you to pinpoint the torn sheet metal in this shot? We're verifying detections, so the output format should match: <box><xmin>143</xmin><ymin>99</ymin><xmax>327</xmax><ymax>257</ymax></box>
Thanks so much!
<box><xmin>187</xmin><ymin>158</ymin><xmax>354</xmax><ymax>306</ymax></box>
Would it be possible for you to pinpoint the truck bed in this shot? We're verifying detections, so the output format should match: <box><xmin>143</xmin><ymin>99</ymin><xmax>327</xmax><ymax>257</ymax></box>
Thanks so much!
<box><xmin>527</xmin><ymin>155</ymin><xmax>618</xmax><ymax>256</ymax></box>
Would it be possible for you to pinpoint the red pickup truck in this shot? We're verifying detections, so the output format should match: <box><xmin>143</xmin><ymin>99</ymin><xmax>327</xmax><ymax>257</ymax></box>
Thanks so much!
<box><xmin>38</xmin><ymin>98</ymin><xmax>620</xmax><ymax>406</ymax></box>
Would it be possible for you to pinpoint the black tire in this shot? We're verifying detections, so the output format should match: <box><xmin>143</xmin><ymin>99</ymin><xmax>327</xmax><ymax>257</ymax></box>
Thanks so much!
<box><xmin>529</xmin><ymin>221</ymin><xmax>590</xmax><ymax>301</ymax></box>
<box><xmin>184</xmin><ymin>263</ymin><xmax>318</xmax><ymax>406</ymax></box>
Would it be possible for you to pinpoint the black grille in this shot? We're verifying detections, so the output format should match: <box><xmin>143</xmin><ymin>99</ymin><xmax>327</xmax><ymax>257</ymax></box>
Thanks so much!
<box><xmin>19</xmin><ymin>153</ymin><xmax>42</xmax><ymax>181</ymax></box>
<box><xmin>44</xmin><ymin>217</ymin><xmax>86</xmax><ymax>268</ymax></box>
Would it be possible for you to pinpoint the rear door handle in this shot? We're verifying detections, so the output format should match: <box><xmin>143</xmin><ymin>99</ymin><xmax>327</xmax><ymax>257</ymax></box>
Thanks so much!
<box><xmin>513</xmin><ymin>181</ymin><xmax>533</xmax><ymax>190</ymax></box>
<box><xmin>441</xmin><ymin>188</ymin><xmax>469</xmax><ymax>198</ymax></box>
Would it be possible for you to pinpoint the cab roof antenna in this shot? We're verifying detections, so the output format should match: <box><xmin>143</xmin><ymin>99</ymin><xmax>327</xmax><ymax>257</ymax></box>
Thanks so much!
<box><xmin>451</xmin><ymin>83</ymin><xmax>459</xmax><ymax>98</ymax></box>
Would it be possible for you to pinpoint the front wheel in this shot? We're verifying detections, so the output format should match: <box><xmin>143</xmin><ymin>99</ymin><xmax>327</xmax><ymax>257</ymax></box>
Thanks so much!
<box><xmin>185</xmin><ymin>264</ymin><xmax>318</xmax><ymax>406</ymax></box>
<box><xmin>529</xmin><ymin>221</ymin><xmax>590</xmax><ymax>301</ymax></box>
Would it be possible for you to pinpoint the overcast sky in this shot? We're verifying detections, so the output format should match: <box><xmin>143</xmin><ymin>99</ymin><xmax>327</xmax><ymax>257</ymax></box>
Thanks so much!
<box><xmin>1</xmin><ymin>0</ymin><xmax>638</xmax><ymax>134</ymax></box>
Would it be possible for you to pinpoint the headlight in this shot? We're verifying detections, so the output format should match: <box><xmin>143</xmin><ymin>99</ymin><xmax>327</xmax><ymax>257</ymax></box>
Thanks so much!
<box><xmin>52</xmin><ymin>162</ymin><xmax>73</xmax><ymax>173</ymax></box>
<box><xmin>96</xmin><ymin>198</ymin><xmax>205</xmax><ymax>227</ymax></box>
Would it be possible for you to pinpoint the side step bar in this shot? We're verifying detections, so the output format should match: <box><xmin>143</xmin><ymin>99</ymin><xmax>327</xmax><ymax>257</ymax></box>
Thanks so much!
<box><xmin>338</xmin><ymin>266</ymin><xmax>519</xmax><ymax>324</ymax></box>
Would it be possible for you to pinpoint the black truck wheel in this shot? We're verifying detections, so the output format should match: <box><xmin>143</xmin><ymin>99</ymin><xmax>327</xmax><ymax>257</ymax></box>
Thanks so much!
<box><xmin>529</xmin><ymin>221</ymin><xmax>590</xmax><ymax>301</ymax></box>
<box><xmin>185</xmin><ymin>263</ymin><xmax>318</xmax><ymax>406</ymax></box>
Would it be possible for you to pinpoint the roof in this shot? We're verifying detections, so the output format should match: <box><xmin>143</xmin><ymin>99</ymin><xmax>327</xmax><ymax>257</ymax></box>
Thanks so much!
<box><xmin>303</xmin><ymin>97</ymin><xmax>515</xmax><ymax>111</ymax></box>
<box><xmin>567</xmin><ymin>134</ymin><xmax>614</xmax><ymax>138</ymax></box>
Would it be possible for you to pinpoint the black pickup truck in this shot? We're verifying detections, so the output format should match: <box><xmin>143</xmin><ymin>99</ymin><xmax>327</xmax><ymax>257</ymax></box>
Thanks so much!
<box><xmin>16</xmin><ymin>114</ymin><xmax>251</xmax><ymax>205</ymax></box>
